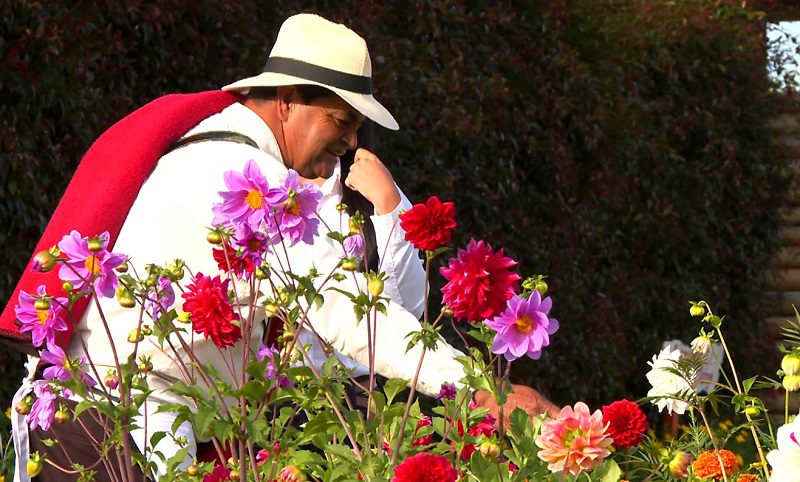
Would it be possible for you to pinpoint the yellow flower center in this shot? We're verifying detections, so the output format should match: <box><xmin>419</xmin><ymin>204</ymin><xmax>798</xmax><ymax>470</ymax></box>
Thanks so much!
<box><xmin>562</xmin><ymin>428</ymin><xmax>586</xmax><ymax>448</ymax></box>
<box><xmin>36</xmin><ymin>309</ymin><xmax>49</xmax><ymax>324</ymax></box>
<box><xmin>84</xmin><ymin>255</ymin><xmax>102</xmax><ymax>275</ymax></box>
<box><xmin>515</xmin><ymin>315</ymin><xmax>534</xmax><ymax>334</ymax></box>
<box><xmin>245</xmin><ymin>189</ymin><xmax>264</xmax><ymax>209</ymax></box>
<box><xmin>289</xmin><ymin>200</ymin><xmax>301</xmax><ymax>216</ymax></box>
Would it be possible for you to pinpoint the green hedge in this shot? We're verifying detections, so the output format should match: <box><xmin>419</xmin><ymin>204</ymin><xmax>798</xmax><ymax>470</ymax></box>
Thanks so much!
<box><xmin>0</xmin><ymin>0</ymin><xmax>790</xmax><ymax>408</ymax></box>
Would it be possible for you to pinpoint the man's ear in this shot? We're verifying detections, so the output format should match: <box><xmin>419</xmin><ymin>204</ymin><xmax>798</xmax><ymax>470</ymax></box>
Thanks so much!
<box><xmin>276</xmin><ymin>86</ymin><xmax>295</xmax><ymax>122</ymax></box>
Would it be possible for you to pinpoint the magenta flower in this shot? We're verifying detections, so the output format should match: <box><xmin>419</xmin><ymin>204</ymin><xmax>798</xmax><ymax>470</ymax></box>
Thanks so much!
<box><xmin>145</xmin><ymin>276</ymin><xmax>175</xmax><ymax>320</ymax></box>
<box><xmin>40</xmin><ymin>343</ymin><xmax>71</xmax><ymax>382</ymax></box>
<box><xmin>57</xmin><ymin>231</ymin><xmax>126</xmax><ymax>298</ymax></box>
<box><xmin>39</xmin><ymin>343</ymin><xmax>97</xmax><ymax>388</ymax></box>
<box><xmin>212</xmin><ymin>160</ymin><xmax>283</xmax><ymax>229</ymax></box>
<box><xmin>485</xmin><ymin>292</ymin><xmax>559</xmax><ymax>361</ymax></box>
<box><xmin>14</xmin><ymin>285</ymin><xmax>68</xmax><ymax>348</ymax></box>
<box><xmin>440</xmin><ymin>239</ymin><xmax>520</xmax><ymax>322</ymax></box>
<box><xmin>536</xmin><ymin>402</ymin><xmax>613</xmax><ymax>476</ymax></box>
<box><xmin>343</xmin><ymin>233</ymin><xmax>366</xmax><ymax>258</ymax></box>
<box><xmin>28</xmin><ymin>381</ymin><xmax>58</xmax><ymax>431</ymax></box>
<box><xmin>436</xmin><ymin>382</ymin><xmax>457</xmax><ymax>400</ymax></box>
<box><xmin>269</xmin><ymin>170</ymin><xmax>322</xmax><ymax>246</ymax></box>
<box><xmin>232</xmin><ymin>223</ymin><xmax>272</xmax><ymax>267</ymax></box>
<box><xmin>256</xmin><ymin>343</ymin><xmax>292</xmax><ymax>388</ymax></box>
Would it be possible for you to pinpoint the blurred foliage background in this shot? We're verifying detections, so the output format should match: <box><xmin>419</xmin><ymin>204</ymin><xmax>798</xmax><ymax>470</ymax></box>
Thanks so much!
<box><xmin>0</xmin><ymin>0</ymin><xmax>795</xmax><ymax>410</ymax></box>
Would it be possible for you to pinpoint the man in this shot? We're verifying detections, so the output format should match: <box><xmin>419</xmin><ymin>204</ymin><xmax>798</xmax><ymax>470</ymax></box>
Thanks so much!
<box><xmin>13</xmin><ymin>13</ymin><xmax>557</xmax><ymax>481</ymax></box>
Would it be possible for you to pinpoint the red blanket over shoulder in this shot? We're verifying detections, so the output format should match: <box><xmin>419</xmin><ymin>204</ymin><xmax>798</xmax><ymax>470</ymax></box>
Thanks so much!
<box><xmin>0</xmin><ymin>90</ymin><xmax>241</xmax><ymax>351</ymax></box>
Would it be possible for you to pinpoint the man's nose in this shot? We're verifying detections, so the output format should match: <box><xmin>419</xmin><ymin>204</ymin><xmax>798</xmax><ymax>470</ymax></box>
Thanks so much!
<box><xmin>343</xmin><ymin>126</ymin><xmax>358</xmax><ymax>150</ymax></box>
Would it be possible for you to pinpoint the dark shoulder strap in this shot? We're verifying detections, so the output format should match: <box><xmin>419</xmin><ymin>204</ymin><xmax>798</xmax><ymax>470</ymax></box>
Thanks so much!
<box><xmin>166</xmin><ymin>130</ymin><xmax>259</xmax><ymax>154</ymax></box>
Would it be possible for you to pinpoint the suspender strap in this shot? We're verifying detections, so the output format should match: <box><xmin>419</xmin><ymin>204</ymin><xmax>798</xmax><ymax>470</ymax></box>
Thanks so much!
<box><xmin>167</xmin><ymin>131</ymin><xmax>258</xmax><ymax>154</ymax></box>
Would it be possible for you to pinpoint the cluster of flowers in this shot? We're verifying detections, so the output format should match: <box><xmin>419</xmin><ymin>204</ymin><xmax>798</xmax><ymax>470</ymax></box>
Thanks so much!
<box><xmin>21</xmin><ymin>159</ymin><xmax>763</xmax><ymax>482</ymax></box>
<box><xmin>14</xmin><ymin>231</ymin><xmax>126</xmax><ymax>435</ymax></box>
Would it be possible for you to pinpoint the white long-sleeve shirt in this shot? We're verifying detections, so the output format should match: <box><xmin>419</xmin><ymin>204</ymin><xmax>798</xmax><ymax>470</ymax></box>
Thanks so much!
<box><xmin>65</xmin><ymin>102</ymin><xmax>466</xmax><ymax>403</ymax></box>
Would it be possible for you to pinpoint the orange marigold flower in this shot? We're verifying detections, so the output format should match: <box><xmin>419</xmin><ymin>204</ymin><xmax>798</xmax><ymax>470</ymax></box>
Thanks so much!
<box><xmin>736</xmin><ymin>474</ymin><xmax>758</xmax><ymax>482</ymax></box>
<box><xmin>692</xmin><ymin>450</ymin><xmax>739</xmax><ymax>480</ymax></box>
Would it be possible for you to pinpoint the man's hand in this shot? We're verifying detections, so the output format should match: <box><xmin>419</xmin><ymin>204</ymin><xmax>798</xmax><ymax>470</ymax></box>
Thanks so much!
<box><xmin>474</xmin><ymin>384</ymin><xmax>560</xmax><ymax>427</ymax></box>
<box><xmin>343</xmin><ymin>148</ymin><xmax>401</xmax><ymax>215</ymax></box>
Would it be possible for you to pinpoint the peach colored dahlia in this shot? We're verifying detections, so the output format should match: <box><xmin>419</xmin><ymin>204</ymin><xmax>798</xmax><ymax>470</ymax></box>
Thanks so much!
<box><xmin>535</xmin><ymin>401</ymin><xmax>613</xmax><ymax>476</ymax></box>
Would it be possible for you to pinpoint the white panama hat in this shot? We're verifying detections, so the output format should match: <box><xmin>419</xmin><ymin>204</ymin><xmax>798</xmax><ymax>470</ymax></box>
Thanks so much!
<box><xmin>223</xmin><ymin>13</ymin><xmax>399</xmax><ymax>131</ymax></box>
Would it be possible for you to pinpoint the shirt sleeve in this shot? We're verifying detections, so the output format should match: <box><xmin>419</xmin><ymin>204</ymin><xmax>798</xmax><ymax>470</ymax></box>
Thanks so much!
<box><xmin>370</xmin><ymin>187</ymin><xmax>428</xmax><ymax>318</ymax></box>
<box><xmin>304</xmin><ymin>273</ymin><xmax>467</xmax><ymax>397</ymax></box>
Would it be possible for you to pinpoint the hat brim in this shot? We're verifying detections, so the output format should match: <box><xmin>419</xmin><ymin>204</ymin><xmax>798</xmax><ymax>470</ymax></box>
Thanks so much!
<box><xmin>223</xmin><ymin>73</ymin><xmax>399</xmax><ymax>131</ymax></box>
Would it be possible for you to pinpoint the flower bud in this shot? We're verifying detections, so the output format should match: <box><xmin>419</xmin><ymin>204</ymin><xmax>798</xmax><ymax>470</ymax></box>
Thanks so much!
<box><xmin>690</xmin><ymin>303</ymin><xmax>705</xmax><ymax>317</ymax></box>
<box><xmin>176</xmin><ymin>311</ymin><xmax>191</xmax><ymax>324</ymax></box>
<box><xmin>117</xmin><ymin>288</ymin><xmax>136</xmax><ymax>309</ymax></box>
<box><xmin>15</xmin><ymin>397</ymin><xmax>31</xmax><ymax>415</ymax></box>
<box><xmin>367</xmin><ymin>276</ymin><xmax>384</xmax><ymax>298</ymax></box>
<box><xmin>255</xmin><ymin>267</ymin><xmax>270</xmax><ymax>280</ymax></box>
<box><xmin>336</xmin><ymin>203</ymin><xmax>347</xmax><ymax>212</ymax></box>
<box><xmin>139</xmin><ymin>360</ymin><xmax>153</xmax><ymax>374</ymax></box>
<box><xmin>62</xmin><ymin>281</ymin><xmax>73</xmax><ymax>293</ymax></box>
<box><xmin>228</xmin><ymin>470</ymin><xmax>240</xmax><ymax>481</ymax></box>
<box><xmin>479</xmin><ymin>441</ymin><xmax>500</xmax><ymax>459</ymax></box>
<box><xmin>87</xmin><ymin>238</ymin><xmax>104</xmax><ymax>252</ymax></box>
<box><xmin>31</xmin><ymin>250</ymin><xmax>57</xmax><ymax>273</ymax></box>
<box><xmin>332</xmin><ymin>273</ymin><xmax>346</xmax><ymax>281</ymax></box>
<box><xmin>207</xmin><ymin>231</ymin><xmax>223</xmax><ymax>245</ymax></box>
<box><xmin>783</xmin><ymin>374</ymin><xmax>800</xmax><ymax>392</ymax></box>
<box><xmin>341</xmin><ymin>258</ymin><xmax>358</xmax><ymax>272</ymax></box>
<box><xmin>33</xmin><ymin>299</ymin><xmax>51</xmax><ymax>311</ymax></box>
<box><xmin>535</xmin><ymin>280</ymin><xmax>548</xmax><ymax>296</ymax></box>
<box><xmin>348</xmin><ymin>217</ymin><xmax>362</xmax><ymax>235</ymax></box>
<box><xmin>668</xmin><ymin>451</ymin><xmax>692</xmax><ymax>478</ymax></box>
<box><xmin>116</xmin><ymin>260</ymin><xmax>129</xmax><ymax>273</ymax></box>
<box><xmin>104</xmin><ymin>369</ymin><xmax>119</xmax><ymax>389</ymax></box>
<box><xmin>744</xmin><ymin>405</ymin><xmax>760</xmax><ymax>418</ymax></box>
<box><xmin>128</xmin><ymin>328</ymin><xmax>144</xmax><ymax>344</ymax></box>
<box><xmin>140</xmin><ymin>325</ymin><xmax>152</xmax><ymax>336</ymax></box>
<box><xmin>26</xmin><ymin>454</ymin><xmax>43</xmax><ymax>477</ymax></box>
<box><xmin>782</xmin><ymin>353</ymin><xmax>800</xmax><ymax>376</ymax></box>
<box><xmin>186</xmin><ymin>464</ymin><xmax>199</xmax><ymax>477</ymax></box>
<box><xmin>278</xmin><ymin>465</ymin><xmax>306</xmax><ymax>482</ymax></box>
<box><xmin>264</xmin><ymin>303</ymin><xmax>280</xmax><ymax>318</ymax></box>
<box><xmin>440</xmin><ymin>306</ymin><xmax>454</xmax><ymax>317</ymax></box>
<box><xmin>281</xmin><ymin>331</ymin><xmax>295</xmax><ymax>343</ymax></box>
<box><xmin>54</xmin><ymin>405</ymin><xmax>70</xmax><ymax>424</ymax></box>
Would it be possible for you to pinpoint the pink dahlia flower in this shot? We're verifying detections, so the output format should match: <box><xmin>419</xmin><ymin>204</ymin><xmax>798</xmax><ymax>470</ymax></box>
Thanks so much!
<box><xmin>39</xmin><ymin>342</ymin><xmax>96</xmax><ymax>388</ymax></box>
<box><xmin>440</xmin><ymin>239</ymin><xmax>520</xmax><ymax>322</ymax></box>
<box><xmin>232</xmin><ymin>223</ymin><xmax>272</xmax><ymax>267</ymax></box>
<box><xmin>28</xmin><ymin>381</ymin><xmax>58</xmax><ymax>431</ymax></box>
<box><xmin>57</xmin><ymin>230</ymin><xmax>126</xmax><ymax>298</ymax></box>
<box><xmin>15</xmin><ymin>285</ymin><xmax>68</xmax><ymax>348</ymax></box>
<box><xmin>536</xmin><ymin>401</ymin><xmax>613</xmax><ymax>476</ymax></box>
<box><xmin>269</xmin><ymin>170</ymin><xmax>322</xmax><ymax>246</ymax></box>
<box><xmin>485</xmin><ymin>292</ymin><xmax>559</xmax><ymax>361</ymax></box>
<box><xmin>212</xmin><ymin>159</ymin><xmax>284</xmax><ymax>230</ymax></box>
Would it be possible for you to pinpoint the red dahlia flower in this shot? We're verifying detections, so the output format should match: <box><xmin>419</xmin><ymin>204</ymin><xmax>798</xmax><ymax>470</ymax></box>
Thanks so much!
<box><xmin>392</xmin><ymin>453</ymin><xmax>457</xmax><ymax>482</ymax></box>
<box><xmin>399</xmin><ymin>195</ymin><xmax>457</xmax><ymax>252</ymax></box>
<box><xmin>213</xmin><ymin>243</ymin><xmax>254</xmax><ymax>280</ymax></box>
<box><xmin>182</xmin><ymin>273</ymin><xmax>241</xmax><ymax>348</ymax></box>
<box><xmin>440</xmin><ymin>239</ymin><xmax>520</xmax><ymax>322</ymax></box>
<box><xmin>601</xmin><ymin>399</ymin><xmax>648</xmax><ymax>449</ymax></box>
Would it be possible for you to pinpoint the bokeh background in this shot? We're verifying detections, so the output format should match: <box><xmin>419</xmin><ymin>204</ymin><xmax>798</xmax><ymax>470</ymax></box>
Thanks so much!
<box><xmin>1</xmin><ymin>0</ymin><xmax>798</xmax><ymax>414</ymax></box>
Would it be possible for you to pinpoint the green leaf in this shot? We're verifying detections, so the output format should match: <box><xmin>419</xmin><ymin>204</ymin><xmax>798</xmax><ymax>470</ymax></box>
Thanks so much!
<box><xmin>383</xmin><ymin>378</ymin><xmax>409</xmax><ymax>405</ymax></box>
<box><xmin>743</xmin><ymin>376</ymin><xmax>757</xmax><ymax>393</ymax></box>
<box><xmin>509</xmin><ymin>407</ymin><xmax>529</xmax><ymax>436</ymax></box>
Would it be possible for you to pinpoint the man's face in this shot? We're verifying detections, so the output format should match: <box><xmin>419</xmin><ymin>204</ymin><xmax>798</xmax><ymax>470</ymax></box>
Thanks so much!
<box><xmin>281</xmin><ymin>90</ymin><xmax>365</xmax><ymax>179</ymax></box>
